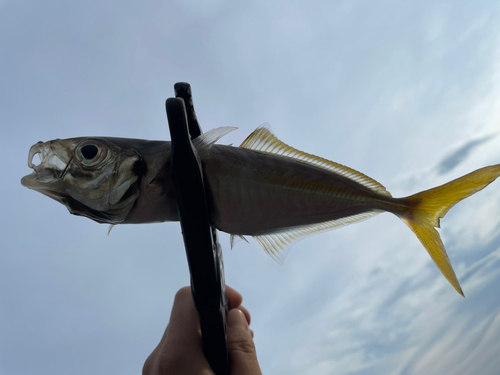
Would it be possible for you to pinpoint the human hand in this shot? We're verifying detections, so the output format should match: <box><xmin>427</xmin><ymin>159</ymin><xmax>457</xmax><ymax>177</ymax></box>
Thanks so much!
<box><xmin>143</xmin><ymin>286</ymin><xmax>262</xmax><ymax>375</ymax></box>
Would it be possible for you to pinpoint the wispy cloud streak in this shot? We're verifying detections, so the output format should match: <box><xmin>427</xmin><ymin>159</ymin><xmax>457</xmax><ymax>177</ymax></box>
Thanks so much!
<box><xmin>435</xmin><ymin>135</ymin><xmax>496</xmax><ymax>175</ymax></box>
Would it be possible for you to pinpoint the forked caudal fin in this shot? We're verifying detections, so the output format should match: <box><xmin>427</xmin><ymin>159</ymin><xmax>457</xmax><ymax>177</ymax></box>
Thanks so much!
<box><xmin>397</xmin><ymin>165</ymin><xmax>500</xmax><ymax>296</ymax></box>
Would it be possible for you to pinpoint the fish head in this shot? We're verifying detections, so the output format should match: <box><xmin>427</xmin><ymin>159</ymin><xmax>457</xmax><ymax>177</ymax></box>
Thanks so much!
<box><xmin>21</xmin><ymin>137</ymin><xmax>143</xmax><ymax>224</ymax></box>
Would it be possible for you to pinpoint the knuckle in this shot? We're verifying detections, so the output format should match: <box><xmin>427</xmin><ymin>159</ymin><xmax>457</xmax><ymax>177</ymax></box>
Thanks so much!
<box><xmin>228</xmin><ymin>332</ymin><xmax>256</xmax><ymax>355</ymax></box>
<box><xmin>142</xmin><ymin>347</ymin><xmax>160</xmax><ymax>375</ymax></box>
<box><xmin>142</xmin><ymin>358</ymin><xmax>152</xmax><ymax>375</ymax></box>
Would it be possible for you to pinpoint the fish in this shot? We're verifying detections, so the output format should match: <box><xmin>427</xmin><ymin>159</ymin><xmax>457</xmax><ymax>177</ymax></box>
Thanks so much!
<box><xmin>21</xmin><ymin>125</ymin><xmax>500</xmax><ymax>296</ymax></box>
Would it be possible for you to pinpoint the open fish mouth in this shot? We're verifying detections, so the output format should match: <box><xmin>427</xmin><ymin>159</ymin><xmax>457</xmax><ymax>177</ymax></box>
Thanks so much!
<box><xmin>28</xmin><ymin>141</ymin><xmax>69</xmax><ymax>172</ymax></box>
<box><xmin>21</xmin><ymin>141</ymin><xmax>72</xmax><ymax>190</ymax></box>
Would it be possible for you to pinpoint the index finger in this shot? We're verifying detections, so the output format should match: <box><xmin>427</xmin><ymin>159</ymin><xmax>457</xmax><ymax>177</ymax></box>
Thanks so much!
<box><xmin>166</xmin><ymin>287</ymin><xmax>203</xmax><ymax>349</ymax></box>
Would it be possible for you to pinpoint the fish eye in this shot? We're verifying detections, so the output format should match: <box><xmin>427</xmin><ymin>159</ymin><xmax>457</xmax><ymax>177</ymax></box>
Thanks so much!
<box><xmin>81</xmin><ymin>144</ymin><xmax>98</xmax><ymax>160</ymax></box>
<box><xmin>76</xmin><ymin>140</ymin><xmax>108</xmax><ymax>167</ymax></box>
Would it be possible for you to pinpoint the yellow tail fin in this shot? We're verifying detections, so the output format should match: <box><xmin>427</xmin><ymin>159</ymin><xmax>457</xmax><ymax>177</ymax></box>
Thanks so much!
<box><xmin>398</xmin><ymin>165</ymin><xmax>500</xmax><ymax>296</ymax></box>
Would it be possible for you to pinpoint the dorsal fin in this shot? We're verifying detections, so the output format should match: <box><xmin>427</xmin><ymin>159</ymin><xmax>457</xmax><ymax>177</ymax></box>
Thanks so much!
<box><xmin>240</xmin><ymin>124</ymin><xmax>391</xmax><ymax>197</ymax></box>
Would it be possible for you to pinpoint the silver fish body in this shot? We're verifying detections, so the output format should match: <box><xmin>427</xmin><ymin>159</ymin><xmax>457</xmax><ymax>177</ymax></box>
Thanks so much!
<box><xmin>202</xmin><ymin>145</ymin><xmax>399</xmax><ymax>235</ymax></box>
<box><xmin>21</xmin><ymin>130</ymin><xmax>396</xmax><ymax>231</ymax></box>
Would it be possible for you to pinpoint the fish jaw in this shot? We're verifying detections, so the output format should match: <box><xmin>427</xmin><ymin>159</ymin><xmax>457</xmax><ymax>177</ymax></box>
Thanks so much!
<box><xmin>21</xmin><ymin>140</ymin><xmax>74</xmax><ymax>203</ymax></box>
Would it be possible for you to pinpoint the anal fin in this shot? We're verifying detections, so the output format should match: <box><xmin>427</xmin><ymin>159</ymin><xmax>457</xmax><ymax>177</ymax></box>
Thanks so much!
<box><xmin>254</xmin><ymin>211</ymin><xmax>381</xmax><ymax>265</ymax></box>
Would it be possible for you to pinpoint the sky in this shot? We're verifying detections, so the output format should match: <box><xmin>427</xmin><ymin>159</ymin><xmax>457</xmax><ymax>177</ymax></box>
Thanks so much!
<box><xmin>2</xmin><ymin>0</ymin><xmax>500</xmax><ymax>374</ymax></box>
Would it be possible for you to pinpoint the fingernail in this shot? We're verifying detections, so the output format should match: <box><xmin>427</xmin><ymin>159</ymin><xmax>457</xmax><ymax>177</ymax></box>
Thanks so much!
<box><xmin>227</xmin><ymin>309</ymin><xmax>249</xmax><ymax>330</ymax></box>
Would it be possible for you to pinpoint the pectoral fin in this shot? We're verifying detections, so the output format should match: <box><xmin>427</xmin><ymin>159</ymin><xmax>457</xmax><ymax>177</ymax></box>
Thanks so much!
<box><xmin>193</xmin><ymin>126</ymin><xmax>238</xmax><ymax>154</ymax></box>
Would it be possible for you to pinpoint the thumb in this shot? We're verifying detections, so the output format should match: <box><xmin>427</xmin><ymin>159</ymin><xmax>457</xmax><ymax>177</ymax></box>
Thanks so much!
<box><xmin>226</xmin><ymin>309</ymin><xmax>262</xmax><ymax>375</ymax></box>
